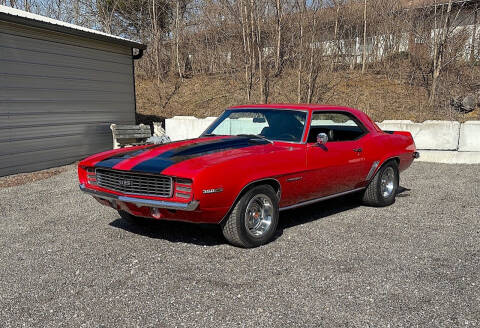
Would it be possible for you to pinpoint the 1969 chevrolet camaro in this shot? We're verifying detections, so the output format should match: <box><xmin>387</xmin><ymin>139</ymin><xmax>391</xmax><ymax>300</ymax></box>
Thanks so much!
<box><xmin>78</xmin><ymin>104</ymin><xmax>419</xmax><ymax>247</ymax></box>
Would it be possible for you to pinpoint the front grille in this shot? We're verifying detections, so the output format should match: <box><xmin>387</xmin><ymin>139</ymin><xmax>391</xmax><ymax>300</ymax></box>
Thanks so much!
<box><xmin>95</xmin><ymin>169</ymin><xmax>173</xmax><ymax>198</ymax></box>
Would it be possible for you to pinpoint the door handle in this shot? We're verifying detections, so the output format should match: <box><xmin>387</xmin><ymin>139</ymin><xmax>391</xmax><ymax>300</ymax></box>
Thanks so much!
<box><xmin>353</xmin><ymin>148</ymin><xmax>363</xmax><ymax>153</ymax></box>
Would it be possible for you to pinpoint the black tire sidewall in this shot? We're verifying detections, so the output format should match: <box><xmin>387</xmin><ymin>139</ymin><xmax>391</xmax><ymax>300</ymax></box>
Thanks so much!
<box><xmin>235</xmin><ymin>185</ymin><xmax>279</xmax><ymax>247</ymax></box>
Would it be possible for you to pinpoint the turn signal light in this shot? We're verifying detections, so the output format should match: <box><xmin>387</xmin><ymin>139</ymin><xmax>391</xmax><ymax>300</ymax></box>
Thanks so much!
<box><xmin>86</xmin><ymin>168</ymin><xmax>97</xmax><ymax>185</ymax></box>
<box><xmin>174</xmin><ymin>178</ymin><xmax>193</xmax><ymax>199</ymax></box>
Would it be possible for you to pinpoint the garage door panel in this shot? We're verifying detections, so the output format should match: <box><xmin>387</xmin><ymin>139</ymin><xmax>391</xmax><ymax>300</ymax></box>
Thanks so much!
<box><xmin>0</xmin><ymin>101</ymin><xmax>134</xmax><ymax>113</ymax></box>
<box><xmin>0</xmin><ymin>31</ymin><xmax>131</xmax><ymax>65</ymax></box>
<box><xmin>0</xmin><ymin>123</ymin><xmax>129</xmax><ymax>142</ymax></box>
<box><xmin>0</xmin><ymin>88</ymin><xmax>133</xmax><ymax>102</ymax></box>
<box><xmin>0</xmin><ymin>111</ymin><xmax>135</xmax><ymax>128</ymax></box>
<box><xmin>0</xmin><ymin>74</ymin><xmax>132</xmax><ymax>93</ymax></box>
<box><xmin>0</xmin><ymin>60</ymin><xmax>133</xmax><ymax>83</ymax></box>
<box><xmin>0</xmin><ymin>47</ymin><xmax>131</xmax><ymax>74</ymax></box>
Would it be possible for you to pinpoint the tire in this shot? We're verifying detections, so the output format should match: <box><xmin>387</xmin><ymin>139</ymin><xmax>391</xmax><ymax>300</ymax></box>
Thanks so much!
<box><xmin>118</xmin><ymin>210</ymin><xmax>147</xmax><ymax>225</ymax></box>
<box><xmin>221</xmin><ymin>185</ymin><xmax>279</xmax><ymax>248</ymax></box>
<box><xmin>362</xmin><ymin>160</ymin><xmax>399</xmax><ymax>207</ymax></box>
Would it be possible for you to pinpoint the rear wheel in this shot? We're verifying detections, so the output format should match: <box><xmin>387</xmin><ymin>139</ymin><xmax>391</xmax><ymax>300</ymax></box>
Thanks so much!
<box><xmin>118</xmin><ymin>210</ymin><xmax>147</xmax><ymax>225</ymax></box>
<box><xmin>221</xmin><ymin>185</ymin><xmax>279</xmax><ymax>248</ymax></box>
<box><xmin>362</xmin><ymin>160</ymin><xmax>399</xmax><ymax>207</ymax></box>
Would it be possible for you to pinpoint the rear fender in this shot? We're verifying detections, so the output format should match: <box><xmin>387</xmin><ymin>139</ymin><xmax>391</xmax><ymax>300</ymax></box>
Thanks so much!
<box><xmin>367</xmin><ymin>132</ymin><xmax>415</xmax><ymax>181</ymax></box>
<box><xmin>392</xmin><ymin>131</ymin><xmax>413</xmax><ymax>138</ymax></box>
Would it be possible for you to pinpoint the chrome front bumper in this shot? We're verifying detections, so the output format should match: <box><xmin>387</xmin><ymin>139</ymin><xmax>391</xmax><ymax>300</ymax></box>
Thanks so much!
<box><xmin>79</xmin><ymin>184</ymin><xmax>199</xmax><ymax>211</ymax></box>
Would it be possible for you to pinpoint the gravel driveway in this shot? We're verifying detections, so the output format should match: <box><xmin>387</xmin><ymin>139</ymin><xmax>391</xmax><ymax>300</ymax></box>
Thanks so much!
<box><xmin>0</xmin><ymin>163</ymin><xmax>479</xmax><ymax>327</ymax></box>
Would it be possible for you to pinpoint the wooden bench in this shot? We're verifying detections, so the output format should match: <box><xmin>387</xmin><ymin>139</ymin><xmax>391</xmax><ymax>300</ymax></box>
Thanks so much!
<box><xmin>110</xmin><ymin>124</ymin><xmax>152</xmax><ymax>149</ymax></box>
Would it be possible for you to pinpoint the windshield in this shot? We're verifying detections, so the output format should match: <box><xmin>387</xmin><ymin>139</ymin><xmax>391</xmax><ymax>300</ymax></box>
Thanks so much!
<box><xmin>203</xmin><ymin>109</ymin><xmax>307</xmax><ymax>143</ymax></box>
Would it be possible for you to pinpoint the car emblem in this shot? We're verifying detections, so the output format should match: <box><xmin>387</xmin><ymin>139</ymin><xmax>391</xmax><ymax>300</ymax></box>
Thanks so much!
<box><xmin>202</xmin><ymin>187</ymin><xmax>223</xmax><ymax>194</ymax></box>
<box><xmin>118</xmin><ymin>179</ymin><xmax>132</xmax><ymax>187</ymax></box>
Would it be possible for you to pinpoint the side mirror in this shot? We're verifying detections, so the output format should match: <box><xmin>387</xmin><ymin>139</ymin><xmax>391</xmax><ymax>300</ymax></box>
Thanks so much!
<box><xmin>317</xmin><ymin>133</ymin><xmax>328</xmax><ymax>145</ymax></box>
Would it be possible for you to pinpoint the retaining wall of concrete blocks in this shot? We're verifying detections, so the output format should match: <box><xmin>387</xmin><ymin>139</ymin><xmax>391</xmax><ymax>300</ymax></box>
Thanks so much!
<box><xmin>165</xmin><ymin>116</ymin><xmax>480</xmax><ymax>164</ymax></box>
<box><xmin>459</xmin><ymin>121</ymin><xmax>480</xmax><ymax>152</ymax></box>
<box><xmin>165</xmin><ymin>116</ymin><xmax>216</xmax><ymax>142</ymax></box>
<box><xmin>376</xmin><ymin>120</ymin><xmax>461</xmax><ymax>151</ymax></box>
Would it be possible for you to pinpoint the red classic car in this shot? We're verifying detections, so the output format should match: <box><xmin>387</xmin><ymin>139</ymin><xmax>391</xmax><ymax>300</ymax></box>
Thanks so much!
<box><xmin>78</xmin><ymin>104</ymin><xmax>419</xmax><ymax>247</ymax></box>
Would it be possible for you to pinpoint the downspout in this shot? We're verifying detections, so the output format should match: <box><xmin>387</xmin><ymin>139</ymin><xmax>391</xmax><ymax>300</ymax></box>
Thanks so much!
<box><xmin>132</xmin><ymin>48</ymin><xmax>144</xmax><ymax>124</ymax></box>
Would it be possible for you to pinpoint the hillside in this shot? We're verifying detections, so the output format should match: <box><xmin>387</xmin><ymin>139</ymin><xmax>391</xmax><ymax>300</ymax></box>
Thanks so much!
<box><xmin>135</xmin><ymin>70</ymin><xmax>480</xmax><ymax>125</ymax></box>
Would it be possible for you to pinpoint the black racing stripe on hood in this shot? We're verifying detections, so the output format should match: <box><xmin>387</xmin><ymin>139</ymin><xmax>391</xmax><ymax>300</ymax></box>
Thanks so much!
<box><xmin>95</xmin><ymin>144</ymin><xmax>159</xmax><ymax>169</ymax></box>
<box><xmin>131</xmin><ymin>136</ymin><xmax>269</xmax><ymax>173</ymax></box>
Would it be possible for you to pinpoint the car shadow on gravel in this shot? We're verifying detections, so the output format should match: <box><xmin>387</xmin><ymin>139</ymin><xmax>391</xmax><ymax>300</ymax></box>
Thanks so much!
<box><xmin>109</xmin><ymin>186</ymin><xmax>409</xmax><ymax>246</ymax></box>
<box><xmin>109</xmin><ymin>218</ymin><xmax>225</xmax><ymax>246</ymax></box>
<box><xmin>396</xmin><ymin>186</ymin><xmax>411</xmax><ymax>198</ymax></box>
<box><xmin>277</xmin><ymin>186</ymin><xmax>409</xmax><ymax>236</ymax></box>
<box><xmin>278</xmin><ymin>193</ymin><xmax>361</xmax><ymax>231</ymax></box>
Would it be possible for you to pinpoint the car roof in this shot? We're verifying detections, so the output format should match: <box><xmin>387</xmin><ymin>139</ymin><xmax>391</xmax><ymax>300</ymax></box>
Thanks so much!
<box><xmin>227</xmin><ymin>104</ymin><xmax>365</xmax><ymax>116</ymax></box>
<box><xmin>227</xmin><ymin>104</ymin><xmax>378</xmax><ymax>133</ymax></box>
<box><xmin>228</xmin><ymin>104</ymin><xmax>362</xmax><ymax>114</ymax></box>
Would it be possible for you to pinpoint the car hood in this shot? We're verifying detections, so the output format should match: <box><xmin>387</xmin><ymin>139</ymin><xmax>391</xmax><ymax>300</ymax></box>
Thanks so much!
<box><xmin>90</xmin><ymin>136</ymin><xmax>281</xmax><ymax>175</ymax></box>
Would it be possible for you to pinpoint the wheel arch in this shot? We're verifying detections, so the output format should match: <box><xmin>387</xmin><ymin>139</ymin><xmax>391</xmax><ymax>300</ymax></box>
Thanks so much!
<box><xmin>220</xmin><ymin>178</ymin><xmax>281</xmax><ymax>224</ymax></box>
<box><xmin>368</xmin><ymin>156</ymin><xmax>400</xmax><ymax>182</ymax></box>
<box><xmin>386</xmin><ymin>156</ymin><xmax>400</xmax><ymax>168</ymax></box>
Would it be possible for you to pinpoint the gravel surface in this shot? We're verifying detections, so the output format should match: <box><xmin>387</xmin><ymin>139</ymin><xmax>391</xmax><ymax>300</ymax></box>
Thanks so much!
<box><xmin>0</xmin><ymin>166</ymin><xmax>70</xmax><ymax>189</ymax></box>
<box><xmin>0</xmin><ymin>163</ymin><xmax>479</xmax><ymax>327</ymax></box>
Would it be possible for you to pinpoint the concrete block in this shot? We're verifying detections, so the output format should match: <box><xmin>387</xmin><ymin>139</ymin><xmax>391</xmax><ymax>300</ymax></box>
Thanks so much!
<box><xmin>380</xmin><ymin>120</ymin><xmax>414</xmax><ymax>124</ymax></box>
<box><xmin>166</xmin><ymin>116</ymin><xmax>216</xmax><ymax>141</ymax></box>
<box><xmin>416</xmin><ymin>150</ymin><xmax>480</xmax><ymax>164</ymax></box>
<box><xmin>172</xmin><ymin>116</ymin><xmax>197</xmax><ymax>119</ymax></box>
<box><xmin>459</xmin><ymin>121</ymin><xmax>480</xmax><ymax>152</ymax></box>
<box><xmin>377</xmin><ymin>120</ymin><xmax>460</xmax><ymax>150</ymax></box>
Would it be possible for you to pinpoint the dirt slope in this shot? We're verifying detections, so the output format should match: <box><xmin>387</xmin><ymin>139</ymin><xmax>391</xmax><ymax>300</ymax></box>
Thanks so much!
<box><xmin>135</xmin><ymin>70</ymin><xmax>479</xmax><ymax>124</ymax></box>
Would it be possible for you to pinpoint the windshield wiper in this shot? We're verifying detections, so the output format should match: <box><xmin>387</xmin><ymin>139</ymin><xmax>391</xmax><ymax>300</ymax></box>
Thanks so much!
<box><xmin>237</xmin><ymin>134</ymin><xmax>273</xmax><ymax>144</ymax></box>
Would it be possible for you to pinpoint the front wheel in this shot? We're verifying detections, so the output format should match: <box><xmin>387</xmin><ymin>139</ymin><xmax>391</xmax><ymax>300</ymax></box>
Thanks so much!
<box><xmin>362</xmin><ymin>160</ymin><xmax>399</xmax><ymax>207</ymax></box>
<box><xmin>221</xmin><ymin>185</ymin><xmax>279</xmax><ymax>248</ymax></box>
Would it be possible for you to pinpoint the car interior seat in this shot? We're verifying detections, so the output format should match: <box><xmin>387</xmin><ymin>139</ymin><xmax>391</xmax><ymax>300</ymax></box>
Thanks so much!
<box><xmin>327</xmin><ymin>129</ymin><xmax>335</xmax><ymax>142</ymax></box>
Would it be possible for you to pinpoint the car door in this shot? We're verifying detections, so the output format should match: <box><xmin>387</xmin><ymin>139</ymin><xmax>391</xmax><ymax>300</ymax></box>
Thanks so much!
<box><xmin>303</xmin><ymin>111</ymin><xmax>371</xmax><ymax>200</ymax></box>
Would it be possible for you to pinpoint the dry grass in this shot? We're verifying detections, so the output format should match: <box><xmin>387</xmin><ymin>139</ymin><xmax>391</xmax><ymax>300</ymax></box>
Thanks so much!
<box><xmin>135</xmin><ymin>69</ymin><xmax>480</xmax><ymax>123</ymax></box>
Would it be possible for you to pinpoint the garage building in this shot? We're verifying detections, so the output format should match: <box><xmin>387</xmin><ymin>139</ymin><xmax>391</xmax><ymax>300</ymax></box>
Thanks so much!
<box><xmin>0</xmin><ymin>5</ymin><xmax>146</xmax><ymax>177</ymax></box>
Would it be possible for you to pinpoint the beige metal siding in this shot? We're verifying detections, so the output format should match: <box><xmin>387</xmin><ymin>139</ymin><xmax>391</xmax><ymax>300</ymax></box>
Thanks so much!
<box><xmin>0</xmin><ymin>21</ymin><xmax>135</xmax><ymax>176</ymax></box>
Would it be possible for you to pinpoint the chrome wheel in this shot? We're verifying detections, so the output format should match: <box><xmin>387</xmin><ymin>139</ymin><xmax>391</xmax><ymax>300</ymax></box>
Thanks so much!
<box><xmin>245</xmin><ymin>194</ymin><xmax>273</xmax><ymax>237</ymax></box>
<box><xmin>380</xmin><ymin>167</ymin><xmax>395</xmax><ymax>198</ymax></box>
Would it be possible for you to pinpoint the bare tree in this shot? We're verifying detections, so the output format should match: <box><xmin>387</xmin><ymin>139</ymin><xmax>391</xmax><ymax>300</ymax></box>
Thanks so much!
<box><xmin>361</xmin><ymin>0</ymin><xmax>367</xmax><ymax>73</ymax></box>
<box><xmin>6</xmin><ymin>0</ymin><xmax>478</xmax><ymax>116</ymax></box>
<box><xmin>470</xmin><ymin>2</ymin><xmax>478</xmax><ymax>62</ymax></box>
<box><xmin>273</xmin><ymin>0</ymin><xmax>284</xmax><ymax>75</ymax></box>
<box><xmin>296</xmin><ymin>0</ymin><xmax>306</xmax><ymax>103</ymax></box>
<box><xmin>430</xmin><ymin>0</ymin><xmax>453</xmax><ymax>105</ymax></box>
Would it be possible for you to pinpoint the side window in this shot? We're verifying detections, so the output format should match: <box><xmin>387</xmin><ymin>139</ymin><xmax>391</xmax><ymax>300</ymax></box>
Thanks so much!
<box><xmin>307</xmin><ymin>112</ymin><xmax>366</xmax><ymax>143</ymax></box>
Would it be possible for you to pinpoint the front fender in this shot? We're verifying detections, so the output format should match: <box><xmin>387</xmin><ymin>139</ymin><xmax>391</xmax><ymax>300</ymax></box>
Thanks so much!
<box><xmin>185</xmin><ymin>144</ymin><xmax>306</xmax><ymax>220</ymax></box>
